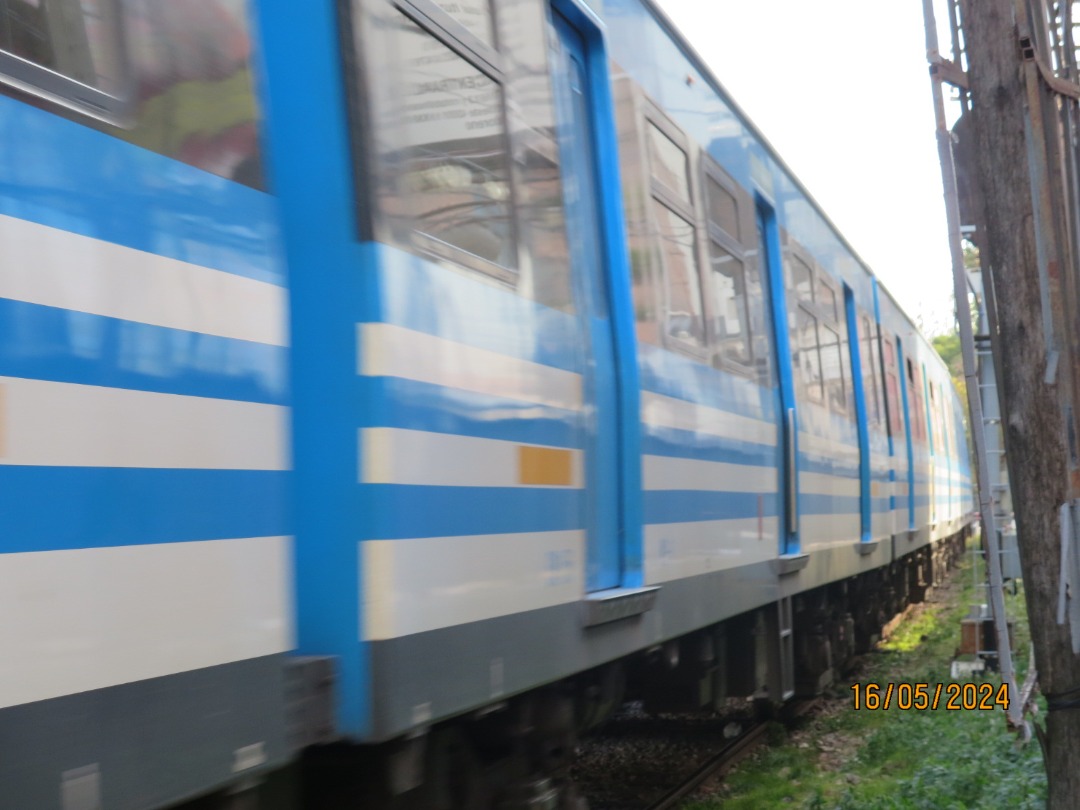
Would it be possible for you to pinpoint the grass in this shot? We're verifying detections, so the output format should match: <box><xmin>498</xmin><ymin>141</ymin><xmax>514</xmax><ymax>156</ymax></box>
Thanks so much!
<box><xmin>684</xmin><ymin>549</ymin><xmax>1046</xmax><ymax>809</ymax></box>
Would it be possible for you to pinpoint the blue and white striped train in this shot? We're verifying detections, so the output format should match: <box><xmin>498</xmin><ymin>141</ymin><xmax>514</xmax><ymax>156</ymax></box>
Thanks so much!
<box><xmin>0</xmin><ymin>0</ymin><xmax>974</xmax><ymax>807</ymax></box>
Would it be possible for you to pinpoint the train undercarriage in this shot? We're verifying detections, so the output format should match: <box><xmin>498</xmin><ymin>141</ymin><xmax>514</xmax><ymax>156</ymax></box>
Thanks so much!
<box><xmin>180</xmin><ymin>529</ymin><xmax>969</xmax><ymax>810</ymax></box>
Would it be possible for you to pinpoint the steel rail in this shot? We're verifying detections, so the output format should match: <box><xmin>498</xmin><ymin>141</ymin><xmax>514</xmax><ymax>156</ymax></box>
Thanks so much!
<box><xmin>642</xmin><ymin>721</ymin><xmax>770</xmax><ymax>810</ymax></box>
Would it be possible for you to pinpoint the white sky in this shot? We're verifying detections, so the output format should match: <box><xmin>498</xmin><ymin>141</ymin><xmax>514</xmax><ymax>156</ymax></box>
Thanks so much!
<box><xmin>655</xmin><ymin>0</ymin><xmax>958</xmax><ymax>336</ymax></box>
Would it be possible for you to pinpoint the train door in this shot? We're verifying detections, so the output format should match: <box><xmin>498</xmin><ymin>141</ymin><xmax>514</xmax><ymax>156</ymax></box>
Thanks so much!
<box><xmin>550</xmin><ymin>10</ymin><xmax>622</xmax><ymax>591</ymax></box>
<box><xmin>757</xmin><ymin>201</ymin><xmax>800</xmax><ymax>555</ymax></box>
<box><xmin>844</xmin><ymin>286</ymin><xmax>872</xmax><ymax>542</ymax></box>
<box><xmin>897</xmin><ymin>339</ymin><xmax>917</xmax><ymax>530</ymax></box>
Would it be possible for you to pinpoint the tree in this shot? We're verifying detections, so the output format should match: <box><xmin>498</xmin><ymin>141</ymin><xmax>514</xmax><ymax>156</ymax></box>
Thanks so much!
<box><xmin>958</xmin><ymin>1</ymin><xmax>1080</xmax><ymax>804</ymax></box>
<box><xmin>932</xmin><ymin>332</ymin><xmax>966</xmax><ymax>404</ymax></box>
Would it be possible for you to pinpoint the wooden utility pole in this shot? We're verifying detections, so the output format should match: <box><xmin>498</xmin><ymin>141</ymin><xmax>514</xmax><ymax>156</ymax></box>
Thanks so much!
<box><xmin>958</xmin><ymin>0</ymin><xmax>1080</xmax><ymax>804</ymax></box>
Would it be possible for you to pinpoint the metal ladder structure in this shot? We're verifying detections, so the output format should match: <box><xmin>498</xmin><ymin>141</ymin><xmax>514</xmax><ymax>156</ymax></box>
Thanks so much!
<box><xmin>922</xmin><ymin>0</ymin><xmax>1023</xmax><ymax>727</ymax></box>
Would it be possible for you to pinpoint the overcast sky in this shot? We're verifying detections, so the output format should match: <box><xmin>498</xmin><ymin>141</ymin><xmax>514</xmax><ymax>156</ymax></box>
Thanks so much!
<box><xmin>655</xmin><ymin>0</ymin><xmax>958</xmax><ymax>336</ymax></box>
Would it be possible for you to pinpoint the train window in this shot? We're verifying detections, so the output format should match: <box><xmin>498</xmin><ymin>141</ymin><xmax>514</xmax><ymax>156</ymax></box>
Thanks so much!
<box><xmin>373</xmin><ymin>6</ymin><xmax>516</xmax><ymax>275</ymax></box>
<box><xmin>705</xmin><ymin>174</ymin><xmax>739</xmax><ymax>240</ymax></box>
<box><xmin>654</xmin><ymin>199</ymin><xmax>705</xmax><ymax>347</ymax></box>
<box><xmin>701</xmin><ymin>154</ymin><xmax>755</xmax><ymax>373</ymax></box>
<box><xmin>647</xmin><ymin>120</ymin><xmax>691</xmax><ymax>201</ymax></box>
<box><xmin>797</xmin><ymin>306</ymin><xmax>824</xmax><ymax>402</ymax></box>
<box><xmin>431</xmin><ymin>0</ymin><xmax>496</xmax><ymax>47</ymax></box>
<box><xmin>791</xmin><ymin>256</ymin><xmax>814</xmax><ymax>304</ymax></box>
<box><xmin>881</xmin><ymin>336</ymin><xmax>902</xmax><ymax>437</ymax></box>
<box><xmin>928</xmin><ymin>380</ymin><xmax>937</xmax><ymax>453</ymax></box>
<box><xmin>0</xmin><ymin>0</ymin><xmax>128</xmax><ymax>123</ymax></box>
<box><xmin>861</xmin><ymin>316</ymin><xmax>882</xmax><ymax>425</ymax></box>
<box><xmin>820</xmin><ymin>323</ymin><xmax>845</xmax><ymax>412</ymax></box>
<box><xmin>817</xmin><ymin>281</ymin><xmax>838</xmax><ymax>323</ymax></box>
<box><xmin>641</xmin><ymin>104</ymin><xmax>704</xmax><ymax>355</ymax></box>
<box><xmin>906</xmin><ymin>359</ymin><xmax>925</xmax><ymax>442</ymax></box>
<box><xmin>708</xmin><ymin>240</ymin><xmax>750</xmax><ymax>365</ymax></box>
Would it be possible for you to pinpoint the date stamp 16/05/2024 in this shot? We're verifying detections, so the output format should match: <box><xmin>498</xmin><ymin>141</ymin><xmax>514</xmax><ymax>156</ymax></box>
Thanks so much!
<box><xmin>851</xmin><ymin>682</ymin><xmax>1010</xmax><ymax>711</ymax></box>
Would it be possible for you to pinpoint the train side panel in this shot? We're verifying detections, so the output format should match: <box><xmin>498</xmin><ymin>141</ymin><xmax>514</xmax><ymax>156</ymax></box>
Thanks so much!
<box><xmin>0</xmin><ymin>2</ymin><xmax>293</xmax><ymax>806</ymax></box>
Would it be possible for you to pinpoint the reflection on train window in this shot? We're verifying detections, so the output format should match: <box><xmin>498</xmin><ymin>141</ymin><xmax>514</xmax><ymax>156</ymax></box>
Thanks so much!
<box><xmin>653</xmin><ymin>199</ymin><xmax>704</xmax><ymax>347</ymax></box>
<box><xmin>861</xmin><ymin>315</ymin><xmax>882</xmax><ymax>425</ymax></box>
<box><xmin>797</xmin><ymin>306</ymin><xmax>823</xmax><ymax>402</ymax></box>
<box><xmin>817</xmin><ymin>280</ymin><xmax>838</xmax><ymax>323</ymax></box>
<box><xmin>122</xmin><ymin>0</ymin><xmax>265</xmax><ymax>187</ymax></box>
<box><xmin>433</xmin><ymin>0</ymin><xmax>496</xmax><ymax>47</ymax></box>
<box><xmin>820</xmin><ymin>323</ymin><xmax>845</xmax><ymax>412</ymax></box>
<box><xmin>746</xmin><ymin>259</ymin><xmax>771</xmax><ymax>383</ymax></box>
<box><xmin>791</xmin><ymin>256</ymin><xmax>813</xmax><ymax>304</ymax></box>
<box><xmin>705</xmin><ymin>174</ymin><xmax>739</xmax><ymax>241</ymax></box>
<box><xmin>0</xmin><ymin>1</ymin><xmax>266</xmax><ymax>187</ymax></box>
<box><xmin>708</xmin><ymin>240</ymin><xmax>750</xmax><ymax>365</ymax></box>
<box><xmin>391</xmin><ymin>12</ymin><xmax>514</xmax><ymax>269</ymax></box>
<box><xmin>647</xmin><ymin>121</ymin><xmax>690</xmax><ymax>200</ymax></box>
<box><xmin>0</xmin><ymin>0</ymin><xmax>123</xmax><ymax>92</ymax></box>
<box><xmin>0</xmin><ymin>0</ymin><xmax>130</xmax><ymax>123</ymax></box>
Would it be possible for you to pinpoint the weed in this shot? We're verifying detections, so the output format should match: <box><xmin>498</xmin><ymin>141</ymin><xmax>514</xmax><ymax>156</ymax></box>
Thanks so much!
<box><xmin>686</xmin><ymin>554</ymin><xmax>1047</xmax><ymax>809</ymax></box>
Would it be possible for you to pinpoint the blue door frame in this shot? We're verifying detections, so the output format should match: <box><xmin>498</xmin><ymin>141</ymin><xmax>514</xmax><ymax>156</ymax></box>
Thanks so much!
<box><xmin>844</xmin><ymin>286</ymin><xmax>872</xmax><ymax>542</ymax></box>
<box><xmin>896</xmin><ymin>338</ymin><xmax>917</xmax><ymax>530</ymax></box>
<box><xmin>757</xmin><ymin>198</ymin><xmax>800</xmax><ymax>555</ymax></box>
<box><xmin>550</xmin><ymin>0</ymin><xmax>643</xmax><ymax>590</ymax></box>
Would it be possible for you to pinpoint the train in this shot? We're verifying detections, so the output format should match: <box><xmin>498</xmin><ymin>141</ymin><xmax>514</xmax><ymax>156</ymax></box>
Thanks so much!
<box><xmin>0</xmin><ymin>0</ymin><xmax>975</xmax><ymax>808</ymax></box>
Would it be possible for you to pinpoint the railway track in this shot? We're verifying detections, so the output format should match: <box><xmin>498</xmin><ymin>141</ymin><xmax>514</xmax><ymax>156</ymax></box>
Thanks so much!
<box><xmin>575</xmin><ymin>700</ymin><xmax>820</xmax><ymax>810</ymax></box>
<box><xmin>642</xmin><ymin>719</ymin><xmax>769</xmax><ymax>810</ymax></box>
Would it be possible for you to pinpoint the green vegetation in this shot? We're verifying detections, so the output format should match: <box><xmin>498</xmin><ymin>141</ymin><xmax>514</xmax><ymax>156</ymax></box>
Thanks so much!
<box><xmin>932</xmin><ymin>332</ymin><xmax>966</xmax><ymax>406</ymax></box>
<box><xmin>684</xmin><ymin>555</ymin><xmax>1045</xmax><ymax>809</ymax></box>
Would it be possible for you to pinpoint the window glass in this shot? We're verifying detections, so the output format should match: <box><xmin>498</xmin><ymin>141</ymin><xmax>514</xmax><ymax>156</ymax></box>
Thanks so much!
<box><xmin>886</xmin><ymin>371</ymin><xmax>902</xmax><ymax>436</ymax></box>
<box><xmin>821</xmin><ymin>324</ymin><xmax>845</xmax><ymax>412</ymax></box>
<box><xmin>433</xmin><ymin>0</ymin><xmax>495</xmax><ymax>47</ymax></box>
<box><xmin>906</xmin><ymin>360</ymin><xmax>925</xmax><ymax>442</ymax></box>
<box><xmin>705</xmin><ymin>174</ymin><xmax>739</xmax><ymax>239</ymax></box>
<box><xmin>791</xmin><ymin>256</ymin><xmax>813</xmax><ymax>304</ymax></box>
<box><xmin>654</xmin><ymin>199</ymin><xmax>704</xmax><ymax>347</ymax></box>
<box><xmin>817</xmin><ymin>280</ymin><xmax>838</xmax><ymax>322</ymax></box>
<box><xmin>121</xmin><ymin>0</ymin><xmax>265</xmax><ymax>188</ymax></box>
<box><xmin>647</xmin><ymin>121</ymin><xmax>690</xmax><ymax>200</ymax></box>
<box><xmin>709</xmin><ymin>240</ymin><xmax>750</xmax><ymax>365</ymax></box>
<box><xmin>861</xmin><ymin>317</ymin><xmax>881</xmax><ymax>424</ymax></box>
<box><xmin>797</xmin><ymin>306</ymin><xmax>823</xmax><ymax>402</ymax></box>
<box><xmin>0</xmin><ymin>0</ymin><xmax>123</xmax><ymax>94</ymax></box>
<box><xmin>391</xmin><ymin>13</ymin><xmax>514</xmax><ymax>267</ymax></box>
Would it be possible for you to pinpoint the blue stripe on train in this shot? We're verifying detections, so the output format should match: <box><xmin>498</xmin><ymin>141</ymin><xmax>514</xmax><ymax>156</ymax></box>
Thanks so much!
<box><xmin>643</xmin><ymin>491</ymin><xmax>858</xmax><ymax>524</ymax></box>
<box><xmin>374</xmin><ymin>245</ymin><xmax>583</xmax><ymax>374</ymax></box>
<box><xmin>0</xmin><ymin>297</ymin><xmax>287</xmax><ymax>404</ymax></box>
<box><xmin>637</xmin><ymin>344</ymin><xmax>775</xmax><ymax>420</ymax></box>
<box><xmin>0</xmin><ymin>467</ymin><xmax>290</xmax><ymax>553</ymax></box>
<box><xmin>359</xmin><ymin>377</ymin><xmax>583</xmax><ymax>449</ymax></box>
<box><xmin>358</xmin><ymin>485</ymin><xmax>584</xmax><ymax>539</ymax></box>
<box><xmin>641</xmin><ymin>430</ymin><xmax>777</xmax><ymax>466</ymax></box>
<box><xmin>644</xmin><ymin>490</ymin><xmax>779</xmax><ymax>524</ymax></box>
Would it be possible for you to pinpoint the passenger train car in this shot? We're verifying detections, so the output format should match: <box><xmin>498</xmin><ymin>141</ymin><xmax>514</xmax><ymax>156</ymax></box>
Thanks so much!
<box><xmin>0</xmin><ymin>0</ymin><xmax>973</xmax><ymax>807</ymax></box>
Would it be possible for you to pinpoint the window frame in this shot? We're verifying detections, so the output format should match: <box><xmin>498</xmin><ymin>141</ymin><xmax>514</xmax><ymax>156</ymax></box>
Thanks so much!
<box><xmin>347</xmin><ymin>0</ymin><xmax>522</xmax><ymax>284</ymax></box>
<box><xmin>815</xmin><ymin>275</ymin><xmax>848</xmax><ymax>415</ymax></box>
<box><xmin>700</xmin><ymin>153</ymin><xmax>755</xmax><ymax>375</ymax></box>
<box><xmin>0</xmin><ymin>0</ymin><xmax>132</xmax><ymax>126</ymax></box>
<box><xmin>786</xmin><ymin>248</ymin><xmax>825</xmax><ymax>404</ymax></box>
<box><xmin>642</xmin><ymin>98</ymin><xmax>707</xmax><ymax>360</ymax></box>
<box><xmin>861</xmin><ymin>313</ymin><xmax>883</xmax><ymax>428</ymax></box>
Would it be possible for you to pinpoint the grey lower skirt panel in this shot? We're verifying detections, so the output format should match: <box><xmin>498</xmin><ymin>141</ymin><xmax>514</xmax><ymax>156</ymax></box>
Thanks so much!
<box><xmin>0</xmin><ymin>654</ymin><xmax>289</xmax><ymax>810</ymax></box>
<box><xmin>365</xmin><ymin>534</ymin><xmax>939</xmax><ymax>741</ymax></box>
